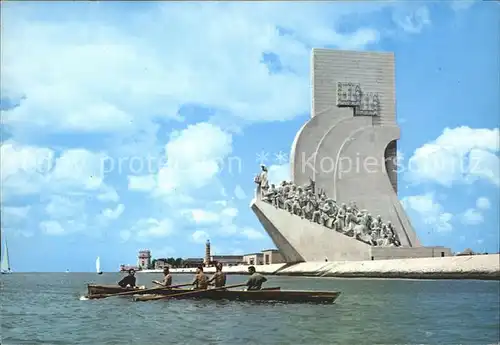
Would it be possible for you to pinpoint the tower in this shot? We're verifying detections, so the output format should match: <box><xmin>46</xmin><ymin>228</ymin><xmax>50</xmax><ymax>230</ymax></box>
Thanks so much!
<box><xmin>204</xmin><ymin>240</ymin><xmax>211</xmax><ymax>267</ymax></box>
<box><xmin>137</xmin><ymin>249</ymin><xmax>151</xmax><ymax>270</ymax></box>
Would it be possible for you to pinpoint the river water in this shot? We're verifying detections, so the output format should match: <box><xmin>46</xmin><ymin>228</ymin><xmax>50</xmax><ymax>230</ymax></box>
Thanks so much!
<box><xmin>1</xmin><ymin>273</ymin><xmax>499</xmax><ymax>345</ymax></box>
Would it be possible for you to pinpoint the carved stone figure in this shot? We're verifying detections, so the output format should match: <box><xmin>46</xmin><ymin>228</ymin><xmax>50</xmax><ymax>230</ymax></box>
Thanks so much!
<box><xmin>262</xmin><ymin>184</ymin><xmax>276</xmax><ymax>203</ymax></box>
<box><xmin>254</xmin><ymin>168</ymin><xmax>402</xmax><ymax>247</ymax></box>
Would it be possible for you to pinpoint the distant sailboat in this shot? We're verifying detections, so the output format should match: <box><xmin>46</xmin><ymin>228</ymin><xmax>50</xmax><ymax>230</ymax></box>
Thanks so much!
<box><xmin>1</xmin><ymin>238</ymin><xmax>12</xmax><ymax>274</ymax></box>
<box><xmin>96</xmin><ymin>256</ymin><xmax>103</xmax><ymax>275</ymax></box>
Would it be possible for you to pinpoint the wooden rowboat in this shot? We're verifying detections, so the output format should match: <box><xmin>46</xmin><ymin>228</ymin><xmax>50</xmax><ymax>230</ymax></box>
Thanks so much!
<box><xmin>134</xmin><ymin>289</ymin><xmax>340</xmax><ymax>303</ymax></box>
<box><xmin>86</xmin><ymin>284</ymin><xmax>280</xmax><ymax>297</ymax></box>
<box><xmin>86</xmin><ymin>284</ymin><xmax>340</xmax><ymax>303</ymax></box>
<box><xmin>87</xmin><ymin>284</ymin><xmax>140</xmax><ymax>296</ymax></box>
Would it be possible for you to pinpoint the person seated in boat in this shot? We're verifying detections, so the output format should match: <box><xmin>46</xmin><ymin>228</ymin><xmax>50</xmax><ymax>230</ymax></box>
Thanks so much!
<box><xmin>191</xmin><ymin>266</ymin><xmax>209</xmax><ymax>290</ymax></box>
<box><xmin>246</xmin><ymin>266</ymin><xmax>267</xmax><ymax>290</ymax></box>
<box><xmin>153</xmin><ymin>267</ymin><xmax>172</xmax><ymax>288</ymax></box>
<box><xmin>118</xmin><ymin>269</ymin><xmax>136</xmax><ymax>288</ymax></box>
<box><xmin>208</xmin><ymin>263</ymin><xmax>226</xmax><ymax>289</ymax></box>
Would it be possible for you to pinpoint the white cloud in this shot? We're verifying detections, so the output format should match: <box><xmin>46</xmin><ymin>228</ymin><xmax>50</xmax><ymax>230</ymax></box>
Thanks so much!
<box><xmin>1</xmin><ymin>141</ymin><xmax>53</xmax><ymax>179</ymax></box>
<box><xmin>45</xmin><ymin>195</ymin><xmax>85</xmax><ymax>219</ymax></box>
<box><xmin>157</xmin><ymin>123</ymin><xmax>233</xmax><ymax>195</ymax></box>
<box><xmin>188</xmin><ymin>209</ymin><xmax>221</xmax><ymax>225</ymax></box>
<box><xmin>119</xmin><ymin>230</ymin><xmax>131</xmax><ymax>242</ymax></box>
<box><xmin>2</xmin><ymin>206</ymin><xmax>31</xmax><ymax>219</ymax></box>
<box><xmin>1</xmin><ymin>141</ymin><xmax>54</xmax><ymax>196</ymax></box>
<box><xmin>134</xmin><ymin>218</ymin><xmax>174</xmax><ymax>240</ymax></box>
<box><xmin>128</xmin><ymin>175</ymin><xmax>157</xmax><ymax>192</ymax></box>
<box><xmin>450</xmin><ymin>0</ymin><xmax>476</xmax><ymax>11</ymax></box>
<box><xmin>40</xmin><ymin>220</ymin><xmax>66</xmax><ymax>236</ymax></box>
<box><xmin>2</xmin><ymin>1</ymin><xmax>423</xmax><ymax>147</ymax></box>
<box><xmin>2</xmin><ymin>141</ymin><xmax>112</xmax><ymax>200</ymax></box>
<box><xmin>183</xmin><ymin>206</ymin><xmax>239</xmax><ymax>228</ymax></box>
<box><xmin>192</xmin><ymin>230</ymin><xmax>210</xmax><ymax>244</ymax></box>
<box><xmin>150</xmin><ymin>246</ymin><xmax>176</xmax><ymax>259</ymax></box>
<box><xmin>476</xmin><ymin>197</ymin><xmax>491</xmax><ymax>210</ymax></box>
<box><xmin>97</xmin><ymin>187</ymin><xmax>120</xmax><ymax>203</ymax></box>
<box><xmin>101</xmin><ymin>204</ymin><xmax>125</xmax><ymax>220</ymax></box>
<box><xmin>406</xmin><ymin>127</ymin><xmax>500</xmax><ymax>187</ymax></box>
<box><xmin>401</xmin><ymin>193</ymin><xmax>453</xmax><ymax>232</ymax></box>
<box><xmin>221</xmin><ymin>207</ymin><xmax>238</xmax><ymax>218</ymax></box>
<box><xmin>241</xmin><ymin>227</ymin><xmax>266</xmax><ymax>240</ymax></box>
<box><xmin>461</xmin><ymin>208</ymin><xmax>484</xmax><ymax>225</ymax></box>
<box><xmin>2</xmin><ymin>5</ymin><xmax>428</xmax><ymax>140</ymax></box>
<box><xmin>49</xmin><ymin>149</ymin><xmax>106</xmax><ymax>190</ymax></box>
<box><xmin>267</xmin><ymin>163</ymin><xmax>290</xmax><ymax>185</ymax></box>
<box><xmin>392</xmin><ymin>6</ymin><xmax>431</xmax><ymax>34</ymax></box>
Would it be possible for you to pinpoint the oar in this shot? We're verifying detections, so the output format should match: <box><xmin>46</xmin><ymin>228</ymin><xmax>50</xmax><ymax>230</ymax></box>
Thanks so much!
<box><xmin>88</xmin><ymin>283</ymin><xmax>192</xmax><ymax>300</ymax></box>
<box><xmin>152</xmin><ymin>281</ymin><xmax>193</xmax><ymax>289</ymax></box>
<box><xmin>134</xmin><ymin>283</ymin><xmax>247</xmax><ymax>302</ymax></box>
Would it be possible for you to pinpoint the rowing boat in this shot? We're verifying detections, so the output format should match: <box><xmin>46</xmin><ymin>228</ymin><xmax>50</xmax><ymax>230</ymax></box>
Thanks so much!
<box><xmin>86</xmin><ymin>284</ymin><xmax>340</xmax><ymax>303</ymax></box>
<box><xmin>86</xmin><ymin>284</ymin><xmax>280</xmax><ymax>297</ymax></box>
<box><xmin>134</xmin><ymin>289</ymin><xmax>340</xmax><ymax>303</ymax></box>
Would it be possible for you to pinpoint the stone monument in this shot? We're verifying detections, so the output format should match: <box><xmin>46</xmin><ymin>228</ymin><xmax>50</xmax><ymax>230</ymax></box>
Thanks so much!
<box><xmin>251</xmin><ymin>49</ymin><xmax>451</xmax><ymax>262</ymax></box>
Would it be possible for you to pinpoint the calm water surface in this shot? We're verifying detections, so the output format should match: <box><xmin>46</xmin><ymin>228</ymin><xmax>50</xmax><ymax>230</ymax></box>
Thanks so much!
<box><xmin>1</xmin><ymin>273</ymin><xmax>499</xmax><ymax>345</ymax></box>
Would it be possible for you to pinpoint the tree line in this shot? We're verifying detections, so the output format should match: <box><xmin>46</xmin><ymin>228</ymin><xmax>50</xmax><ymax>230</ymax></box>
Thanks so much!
<box><xmin>150</xmin><ymin>257</ymin><xmax>184</xmax><ymax>269</ymax></box>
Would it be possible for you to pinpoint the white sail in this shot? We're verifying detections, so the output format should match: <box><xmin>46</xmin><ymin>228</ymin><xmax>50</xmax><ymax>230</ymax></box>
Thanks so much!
<box><xmin>1</xmin><ymin>238</ymin><xmax>11</xmax><ymax>273</ymax></box>
<box><xmin>96</xmin><ymin>256</ymin><xmax>101</xmax><ymax>273</ymax></box>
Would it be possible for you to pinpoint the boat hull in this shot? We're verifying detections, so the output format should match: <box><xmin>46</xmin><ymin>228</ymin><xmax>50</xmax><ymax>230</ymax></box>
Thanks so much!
<box><xmin>86</xmin><ymin>284</ymin><xmax>339</xmax><ymax>303</ymax></box>
<box><xmin>144</xmin><ymin>289</ymin><xmax>341</xmax><ymax>303</ymax></box>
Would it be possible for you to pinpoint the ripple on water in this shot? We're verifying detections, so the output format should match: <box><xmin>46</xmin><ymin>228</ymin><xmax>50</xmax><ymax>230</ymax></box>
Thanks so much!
<box><xmin>1</xmin><ymin>274</ymin><xmax>499</xmax><ymax>345</ymax></box>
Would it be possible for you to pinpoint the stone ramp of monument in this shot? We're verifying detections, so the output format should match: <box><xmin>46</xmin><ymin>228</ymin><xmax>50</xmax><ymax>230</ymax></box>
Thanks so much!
<box><xmin>251</xmin><ymin>198</ymin><xmax>372</xmax><ymax>262</ymax></box>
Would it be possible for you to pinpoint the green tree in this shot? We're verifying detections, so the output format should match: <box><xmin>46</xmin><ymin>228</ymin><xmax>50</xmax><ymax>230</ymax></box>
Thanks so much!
<box><xmin>166</xmin><ymin>257</ymin><xmax>176</xmax><ymax>266</ymax></box>
<box><xmin>174</xmin><ymin>258</ymin><xmax>183</xmax><ymax>268</ymax></box>
<box><xmin>151</xmin><ymin>258</ymin><xmax>157</xmax><ymax>269</ymax></box>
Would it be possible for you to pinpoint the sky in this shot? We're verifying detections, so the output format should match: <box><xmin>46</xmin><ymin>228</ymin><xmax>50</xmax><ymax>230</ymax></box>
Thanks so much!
<box><xmin>1</xmin><ymin>1</ymin><xmax>499</xmax><ymax>272</ymax></box>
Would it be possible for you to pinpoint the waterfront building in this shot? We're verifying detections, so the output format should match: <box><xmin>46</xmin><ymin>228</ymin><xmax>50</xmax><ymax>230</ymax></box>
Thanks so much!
<box><xmin>243</xmin><ymin>253</ymin><xmax>264</xmax><ymax>266</ymax></box>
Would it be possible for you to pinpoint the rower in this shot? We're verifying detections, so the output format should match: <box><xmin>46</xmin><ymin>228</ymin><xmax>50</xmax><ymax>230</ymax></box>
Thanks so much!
<box><xmin>118</xmin><ymin>269</ymin><xmax>136</xmax><ymax>288</ymax></box>
<box><xmin>246</xmin><ymin>266</ymin><xmax>267</xmax><ymax>290</ymax></box>
<box><xmin>153</xmin><ymin>267</ymin><xmax>172</xmax><ymax>288</ymax></box>
<box><xmin>192</xmin><ymin>266</ymin><xmax>209</xmax><ymax>290</ymax></box>
<box><xmin>208</xmin><ymin>263</ymin><xmax>226</xmax><ymax>289</ymax></box>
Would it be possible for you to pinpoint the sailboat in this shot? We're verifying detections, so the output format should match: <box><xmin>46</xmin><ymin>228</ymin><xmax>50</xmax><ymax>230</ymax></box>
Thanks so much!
<box><xmin>1</xmin><ymin>237</ymin><xmax>12</xmax><ymax>274</ymax></box>
<box><xmin>96</xmin><ymin>256</ymin><xmax>103</xmax><ymax>275</ymax></box>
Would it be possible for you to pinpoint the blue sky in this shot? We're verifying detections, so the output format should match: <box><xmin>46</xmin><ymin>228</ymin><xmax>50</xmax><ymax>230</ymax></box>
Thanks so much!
<box><xmin>1</xmin><ymin>1</ymin><xmax>499</xmax><ymax>272</ymax></box>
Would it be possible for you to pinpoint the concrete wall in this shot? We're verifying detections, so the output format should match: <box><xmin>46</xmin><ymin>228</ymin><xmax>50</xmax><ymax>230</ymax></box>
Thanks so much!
<box><xmin>277</xmin><ymin>255</ymin><xmax>500</xmax><ymax>280</ymax></box>
<box><xmin>289</xmin><ymin>49</ymin><xmax>419</xmax><ymax>248</ymax></box>
<box><xmin>251</xmin><ymin>198</ymin><xmax>372</xmax><ymax>262</ymax></box>
<box><xmin>156</xmin><ymin>255</ymin><xmax>500</xmax><ymax>280</ymax></box>
<box><xmin>371</xmin><ymin>246</ymin><xmax>453</xmax><ymax>260</ymax></box>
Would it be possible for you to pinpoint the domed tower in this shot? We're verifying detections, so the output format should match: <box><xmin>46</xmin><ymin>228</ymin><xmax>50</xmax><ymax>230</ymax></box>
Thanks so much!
<box><xmin>204</xmin><ymin>240</ymin><xmax>211</xmax><ymax>267</ymax></box>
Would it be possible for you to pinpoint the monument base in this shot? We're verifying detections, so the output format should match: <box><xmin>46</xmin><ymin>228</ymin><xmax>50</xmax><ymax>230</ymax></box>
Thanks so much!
<box><xmin>251</xmin><ymin>198</ymin><xmax>452</xmax><ymax>263</ymax></box>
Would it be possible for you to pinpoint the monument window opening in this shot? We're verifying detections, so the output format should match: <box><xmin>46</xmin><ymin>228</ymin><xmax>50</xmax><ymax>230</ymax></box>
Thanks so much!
<box><xmin>371</xmin><ymin>256</ymin><xmax>374</xmax><ymax>261</ymax></box>
<box><xmin>441</xmin><ymin>252</ymin><xmax>445</xmax><ymax>257</ymax></box>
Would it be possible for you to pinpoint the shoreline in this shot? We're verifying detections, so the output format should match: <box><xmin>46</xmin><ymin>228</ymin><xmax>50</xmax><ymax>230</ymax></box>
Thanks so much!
<box><xmin>138</xmin><ymin>255</ymin><xmax>500</xmax><ymax>281</ymax></box>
